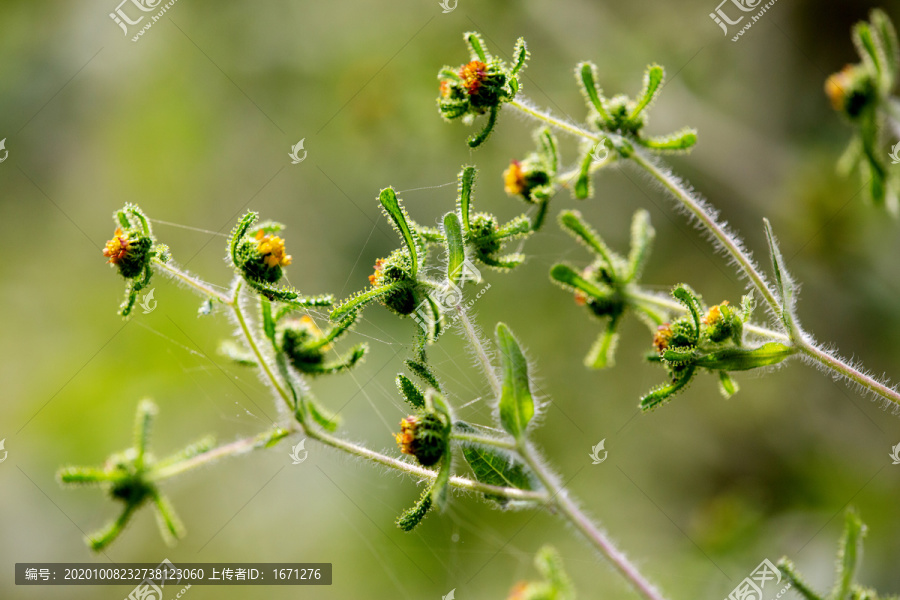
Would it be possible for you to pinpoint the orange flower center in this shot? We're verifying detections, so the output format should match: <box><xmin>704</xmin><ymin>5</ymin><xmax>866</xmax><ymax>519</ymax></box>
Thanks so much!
<box><xmin>503</xmin><ymin>160</ymin><xmax>526</xmax><ymax>196</ymax></box>
<box><xmin>653</xmin><ymin>324</ymin><xmax>673</xmax><ymax>353</ymax></box>
<box><xmin>395</xmin><ymin>417</ymin><xmax>418</xmax><ymax>455</ymax></box>
<box><xmin>368</xmin><ymin>258</ymin><xmax>385</xmax><ymax>286</ymax></box>
<box><xmin>825</xmin><ymin>65</ymin><xmax>853</xmax><ymax>111</ymax></box>
<box><xmin>459</xmin><ymin>60</ymin><xmax>488</xmax><ymax>95</ymax></box>
<box><xmin>102</xmin><ymin>228</ymin><xmax>130</xmax><ymax>264</ymax></box>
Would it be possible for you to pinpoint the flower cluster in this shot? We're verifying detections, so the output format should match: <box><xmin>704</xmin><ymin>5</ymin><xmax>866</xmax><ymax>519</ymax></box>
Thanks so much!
<box><xmin>550</xmin><ymin>209</ymin><xmax>658</xmax><ymax>369</ymax></box>
<box><xmin>641</xmin><ymin>285</ymin><xmax>793</xmax><ymax>411</ymax></box>
<box><xmin>102</xmin><ymin>204</ymin><xmax>169</xmax><ymax>317</ymax></box>
<box><xmin>437</xmin><ymin>32</ymin><xmax>529</xmax><ymax>147</ymax></box>
<box><xmin>229</xmin><ymin>212</ymin><xmax>332</xmax><ymax>306</ymax></box>
<box><xmin>824</xmin><ymin>9</ymin><xmax>899</xmax><ymax>213</ymax></box>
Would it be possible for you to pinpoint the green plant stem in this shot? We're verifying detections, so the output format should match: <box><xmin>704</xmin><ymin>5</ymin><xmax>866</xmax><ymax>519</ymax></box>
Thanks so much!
<box><xmin>627</xmin><ymin>290</ymin><xmax>790</xmax><ymax>342</ymax></box>
<box><xmin>153</xmin><ymin>258</ymin><xmax>231</xmax><ymax>304</ymax></box>
<box><xmin>508</xmin><ymin>98</ymin><xmax>900</xmax><ymax>409</ymax></box>
<box><xmin>456</xmin><ymin>302</ymin><xmax>667</xmax><ymax>600</ymax></box>
<box><xmin>456</xmin><ymin>305</ymin><xmax>503</xmax><ymax>398</ymax></box>
<box><xmin>151</xmin><ymin>261</ymin><xmax>546</xmax><ymax>503</ymax></box>
<box><xmin>519</xmin><ymin>442</ymin><xmax>668</xmax><ymax>600</ymax></box>
<box><xmin>795</xmin><ymin>339</ymin><xmax>900</xmax><ymax>406</ymax></box>
<box><xmin>451</xmin><ymin>431</ymin><xmax>517</xmax><ymax>451</ymax></box>
<box><xmin>149</xmin><ymin>433</ymin><xmax>281</xmax><ymax>481</ymax></box>
<box><xmin>628</xmin><ymin>150</ymin><xmax>781</xmax><ymax>312</ymax></box>
<box><xmin>230</xmin><ymin>283</ymin><xmax>295</xmax><ymax>412</ymax></box>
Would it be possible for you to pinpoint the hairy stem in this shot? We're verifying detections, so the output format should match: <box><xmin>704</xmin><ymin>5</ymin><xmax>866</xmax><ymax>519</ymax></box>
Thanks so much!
<box><xmin>153</xmin><ymin>258</ymin><xmax>231</xmax><ymax>304</ymax></box>
<box><xmin>456</xmin><ymin>304</ymin><xmax>502</xmax><ymax>398</ymax></box>
<box><xmin>796</xmin><ymin>339</ymin><xmax>900</xmax><ymax>407</ymax></box>
<box><xmin>456</xmin><ymin>299</ymin><xmax>668</xmax><ymax>600</ymax></box>
<box><xmin>152</xmin><ymin>261</ymin><xmax>545</xmax><ymax>502</ymax></box>
<box><xmin>451</xmin><ymin>431</ymin><xmax>517</xmax><ymax>451</ymax></box>
<box><xmin>519</xmin><ymin>443</ymin><xmax>668</xmax><ymax>600</ymax></box>
<box><xmin>627</xmin><ymin>290</ymin><xmax>790</xmax><ymax>342</ymax></box>
<box><xmin>149</xmin><ymin>433</ymin><xmax>283</xmax><ymax>481</ymax></box>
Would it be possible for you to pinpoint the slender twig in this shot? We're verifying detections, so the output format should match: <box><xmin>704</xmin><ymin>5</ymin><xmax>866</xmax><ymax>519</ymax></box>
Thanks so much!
<box><xmin>519</xmin><ymin>443</ymin><xmax>668</xmax><ymax>600</ymax></box>
<box><xmin>456</xmin><ymin>301</ymin><xmax>668</xmax><ymax>600</ymax></box>
<box><xmin>456</xmin><ymin>304</ymin><xmax>502</xmax><ymax>397</ymax></box>
<box><xmin>451</xmin><ymin>431</ymin><xmax>517</xmax><ymax>451</ymax></box>
<box><xmin>151</xmin><ymin>261</ymin><xmax>549</xmax><ymax>503</ymax></box>
<box><xmin>149</xmin><ymin>433</ymin><xmax>282</xmax><ymax>481</ymax></box>
<box><xmin>626</xmin><ymin>289</ymin><xmax>790</xmax><ymax>342</ymax></box>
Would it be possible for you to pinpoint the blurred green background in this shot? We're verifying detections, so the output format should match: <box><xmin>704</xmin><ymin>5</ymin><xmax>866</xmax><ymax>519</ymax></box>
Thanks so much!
<box><xmin>2</xmin><ymin>0</ymin><xmax>900</xmax><ymax>598</ymax></box>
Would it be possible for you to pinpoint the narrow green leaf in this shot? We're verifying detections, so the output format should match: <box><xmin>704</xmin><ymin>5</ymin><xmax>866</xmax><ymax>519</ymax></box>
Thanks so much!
<box><xmin>406</xmin><ymin>359</ymin><xmax>442</xmax><ymax>392</ymax></box>
<box><xmin>396</xmin><ymin>374</ymin><xmax>425</xmax><ymax>409</ymax></box>
<box><xmin>458</xmin><ymin>166</ymin><xmax>476</xmax><ymax>231</ymax></box>
<box><xmin>763</xmin><ymin>219</ymin><xmax>796</xmax><ymax>330</ymax></box>
<box><xmin>134</xmin><ymin>400</ymin><xmax>157</xmax><ymax>470</ymax></box>
<box><xmin>576</xmin><ymin>61</ymin><xmax>610</xmax><ymax>122</ymax></box>
<box><xmin>496</xmin><ymin>323</ymin><xmax>534</xmax><ymax>438</ymax></box>
<box><xmin>152</xmin><ymin>492</ymin><xmax>184</xmax><ymax>545</ymax></box>
<box><xmin>870</xmin><ymin>9</ymin><xmax>899</xmax><ymax>87</ymax></box>
<box><xmin>261</xmin><ymin>298</ymin><xmax>276</xmax><ymax>343</ymax></box>
<box><xmin>630</xmin><ymin>64</ymin><xmax>665</xmax><ymax>120</ymax></box>
<box><xmin>776</xmin><ymin>559</ymin><xmax>826</xmax><ymax>600</ymax></box>
<box><xmin>573</xmin><ymin>146</ymin><xmax>595</xmax><ymax>200</ymax></box>
<box><xmin>585</xmin><ymin>319</ymin><xmax>619</xmax><ymax>369</ymax></box>
<box><xmin>833</xmin><ymin>509</ymin><xmax>865</xmax><ymax>600</ymax></box>
<box><xmin>229</xmin><ymin>211</ymin><xmax>258</xmax><ymax>266</ymax></box>
<box><xmin>537</xmin><ymin>127</ymin><xmax>558</xmax><ymax>175</ymax></box>
<box><xmin>853</xmin><ymin>22</ymin><xmax>885</xmax><ymax>82</ymax></box>
<box><xmin>640</xmin><ymin>366</ymin><xmax>695</xmax><ymax>412</ymax></box>
<box><xmin>464</xmin><ymin>31</ymin><xmax>489</xmax><ymax>62</ymax></box>
<box><xmin>330</xmin><ymin>283</ymin><xmax>400</xmax><ymax>321</ymax></box>
<box><xmin>673</xmin><ymin>284</ymin><xmax>702</xmax><ymax>334</ymax></box>
<box><xmin>379</xmin><ymin>188</ymin><xmax>420</xmax><ymax>276</ymax></box>
<box><xmin>718</xmin><ymin>371</ymin><xmax>739</xmax><ymax>398</ymax></box>
<box><xmin>396</xmin><ymin>485</ymin><xmax>433</xmax><ymax>532</ymax></box>
<box><xmin>626</xmin><ymin>209</ymin><xmax>654</xmax><ymax>282</ymax></box>
<box><xmin>305</xmin><ymin>398</ymin><xmax>340</xmax><ymax>432</ymax></box>
<box><xmin>694</xmin><ymin>342</ymin><xmax>794</xmax><ymax>371</ymax></box>
<box><xmin>443</xmin><ymin>212</ymin><xmax>466</xmax><ymax>288</ymax></box>
<box><xmin>638</xmin><ymin>128</ymin><xmax>698</xmax><ymax>152</ymax></box>
<box><xmin>468</xmin><ymin>104</ymin><xmax>499</xmax><ymax>148</ymax></box>
<box><xmin>431</xmin><ymin>450</ymin><xmax>451</xmax><ymax>509</ymax></box>
<box><xmin>558</xmin><ymin>210</ymin><xmax>618</xmax><ymax>270</ymax></box>
<box><xmin>510</xmin><ymin>37</ymin><xmax>529</xmax><ymax>76</ymax></box>
<box><xmin>549</xmin><ymin>263</ymin><xmax>613</xmax><ymax>299</ymax></box>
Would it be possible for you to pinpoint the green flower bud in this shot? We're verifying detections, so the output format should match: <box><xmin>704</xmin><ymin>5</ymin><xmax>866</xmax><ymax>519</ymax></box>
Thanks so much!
<box><xmin>826</xmin><ymin>65</ymin><xmax>878</xmax><ymax>119</ymax></box>
<box><xmin>395</xmin><ymin>410</ymin><xmax>450</xmax><ymax>467</ymax></box>
<box><xmin>703</xmin><ymin>301</ymin><xmax>743</xmax><ymax>344</ymax></box>
<box><xmin>234</xmin><ymin>226</ymin><xmax>292</xmax><ymax>284</ymax></box>
<box><xmin>503</xmin><ymin>158</ymin><xmax>552</xmax><ymax>203</ymax></box>
<box><xmin>103</xmin><ymin>227</ymin><xmax>153</xmax><ymax>279</ymax></box>
<box><xmin>368</xmin><ymin>249</ymin><xmax>420</xmax><ymax>316</ymax></box>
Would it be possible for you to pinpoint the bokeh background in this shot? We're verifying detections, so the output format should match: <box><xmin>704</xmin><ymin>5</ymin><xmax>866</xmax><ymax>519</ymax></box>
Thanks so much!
<box><xmin>2</xmin><ymin>0</ymin><xmax>900</xmax><ymax>598</ymax></box>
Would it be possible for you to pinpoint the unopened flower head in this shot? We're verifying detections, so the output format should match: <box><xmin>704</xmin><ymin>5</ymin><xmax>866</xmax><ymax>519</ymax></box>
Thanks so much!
<box><xmin>394</xmin><ymin>411</ymin><xmax>449</xmax><ymax>467</ymax></box>
<box><xmin>103</xmin><ymin>227</ymin><xmax>152</xmax><ymax>279</ymax></box>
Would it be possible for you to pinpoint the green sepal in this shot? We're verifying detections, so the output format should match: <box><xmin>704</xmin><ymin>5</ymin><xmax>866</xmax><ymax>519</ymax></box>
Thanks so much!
<box><xmin>629</xmin><ymin>64</ymin><xmax>665</xmax><ymax>120</ymax></box>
